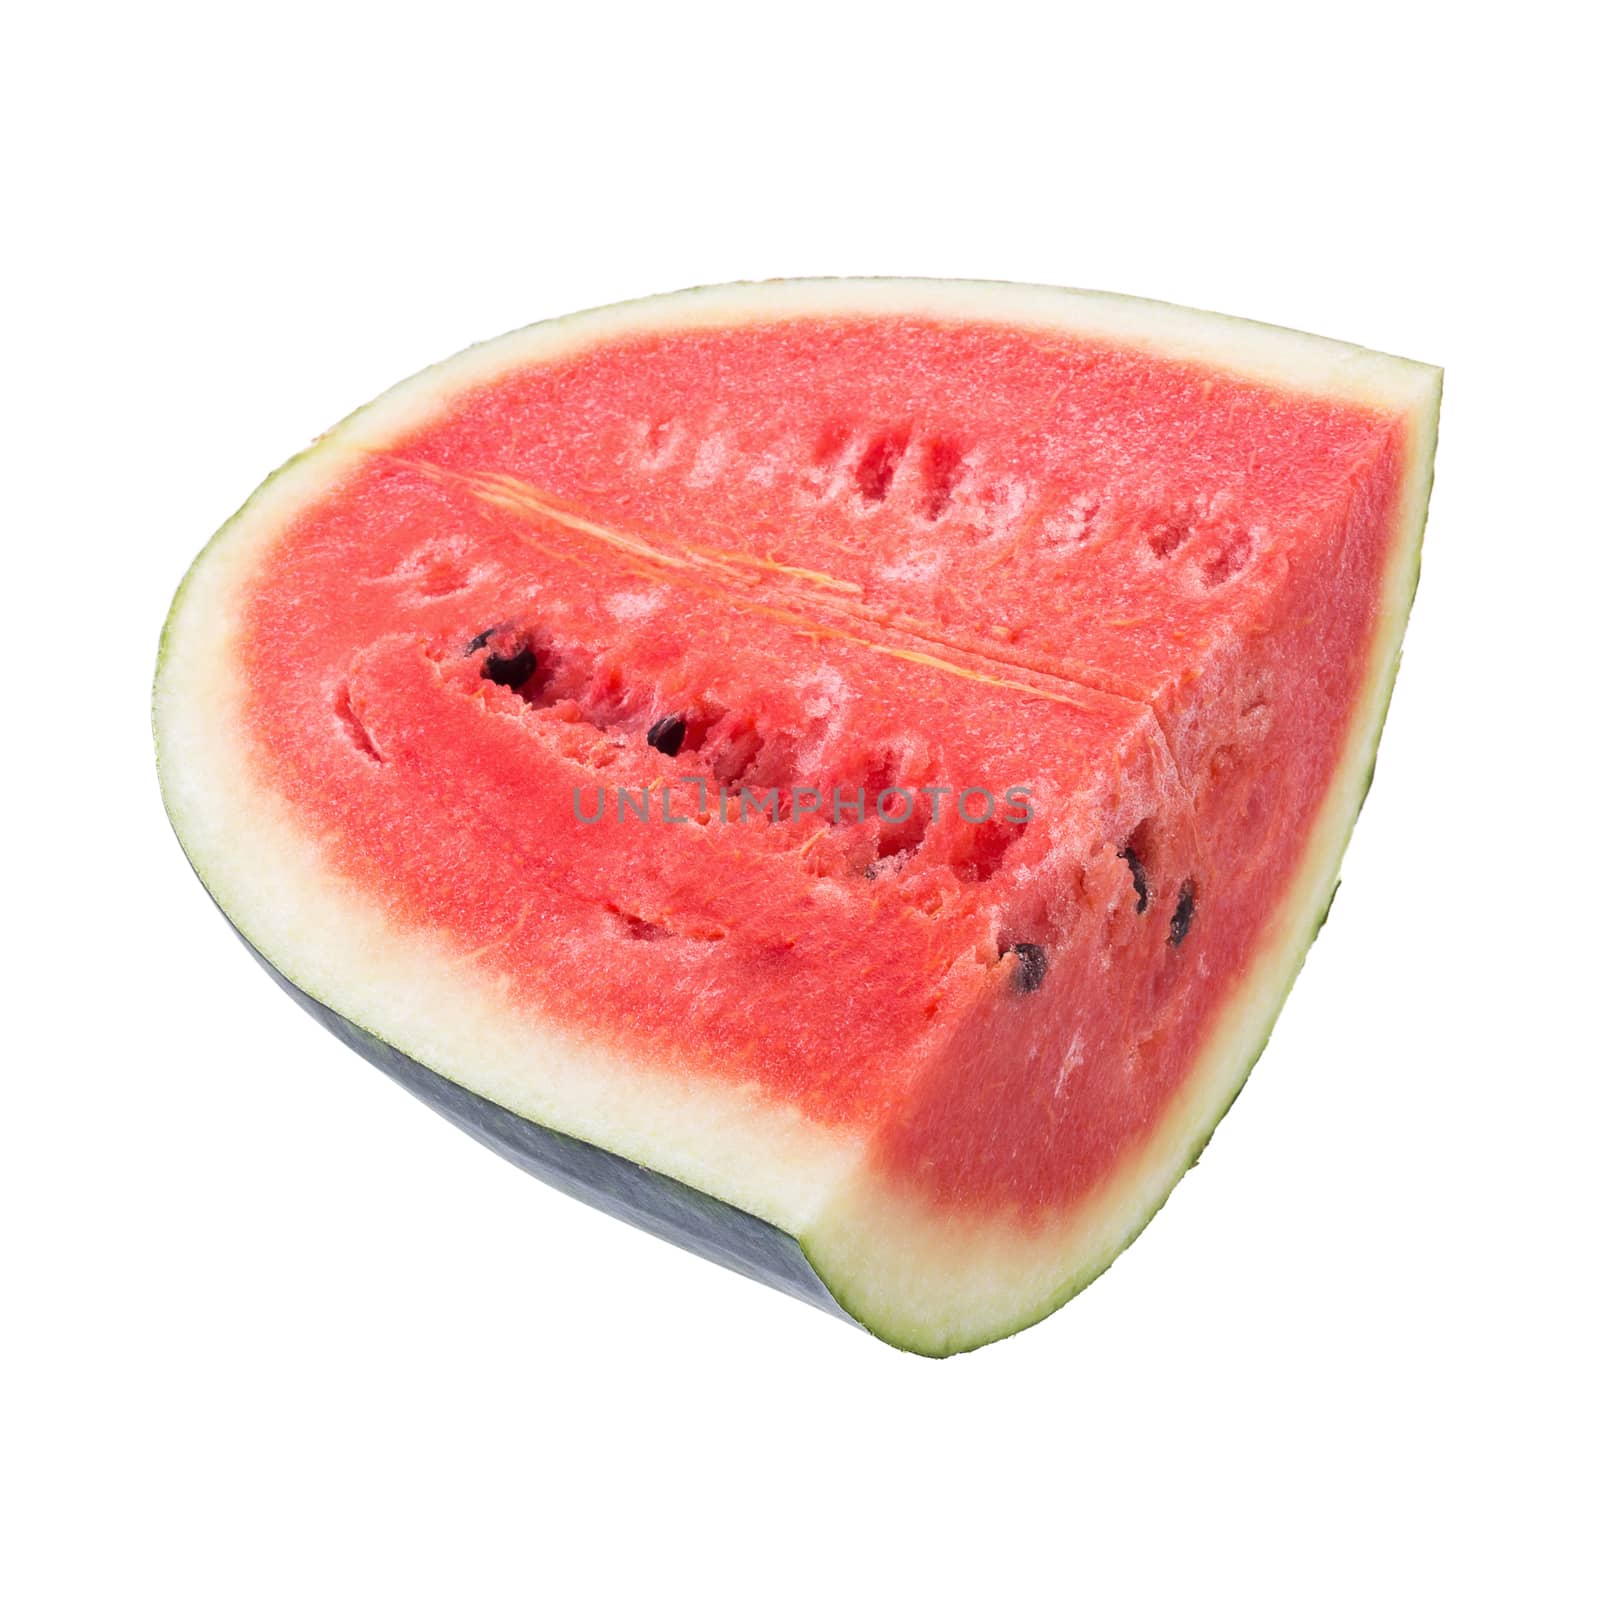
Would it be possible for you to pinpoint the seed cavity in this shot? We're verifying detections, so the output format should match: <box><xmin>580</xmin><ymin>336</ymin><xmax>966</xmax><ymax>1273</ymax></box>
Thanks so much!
<box><xmin>853</xmin><ymin>426</ymin><xmax>911</xmax><ymax>503</ymax></box>
<box><xmin>1200</xmin><ymin>530</ymin><xmax>1254</xmax><ymax>588</ymax></box>
<box><xmin>919</xmin><ymin>436</ymin><xmax>968</xmax><ymax>520</ymax></box>
<box><xmin>1010</xmin><ymin>942</ymin><xmax>1048</xmax><ymax>993</ymax></box>
<box><xmin>607</xmin><ymin>904</ymin><xmax>670</xmax><ymax>941</ymax></box>
<box><xmin>1147</xmin><ymin>519</ymin><xmax>1192</xmax><ymax>559</ymax></box>
<box><xmin>1169</xmin><ymin>880</ymin><xmax>1197</xmax><ymax>947</ymax></box>
<box><xmin>1119</xmin><ymin>845</ymin><xmax>1150</xmax><ymax>913</ymax></box>
<box><xmin>647</xmin><ymin>712</ymin><xmax>688</xmax><ymax>758</ymax></box>
<box><xmin>334</xmin><ymin>683</ymin><xmax>383</xmax><ymax>764</ymax></box>
<box><xmin>482</xmin><ymin>643</ymin><xmax>538</xmax><ymax>691</ymax></box>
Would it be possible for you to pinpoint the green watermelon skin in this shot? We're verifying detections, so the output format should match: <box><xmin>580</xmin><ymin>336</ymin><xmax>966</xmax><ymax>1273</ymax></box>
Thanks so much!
<box><xmin>233</xmin><ymin>918</ymin><xmax>853</xmax><ymax>1324</ymax></box>
<box><xmin>155</xmin><ymin>279</ymin><xmax>1441</xmax><ymax>1355</ymax></box>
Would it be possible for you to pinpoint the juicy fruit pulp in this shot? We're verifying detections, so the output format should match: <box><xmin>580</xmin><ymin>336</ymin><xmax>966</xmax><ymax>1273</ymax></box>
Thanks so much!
<box><xmin>245</xmin><ymin>314</ymin><xmax>1396</xmax><ymax>1199</ymax></box>
<box><xmin>157</xmin><ymin>282</ymin><xmax>1440</xmax><ymax>1353</ymax></box>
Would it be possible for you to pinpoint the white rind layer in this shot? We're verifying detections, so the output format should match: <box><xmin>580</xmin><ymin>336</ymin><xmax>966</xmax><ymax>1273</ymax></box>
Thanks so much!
<box><xmin>155</xmin><ymin>279</ymin><xmax>1441</xmax><ymax>1354</ymax></box>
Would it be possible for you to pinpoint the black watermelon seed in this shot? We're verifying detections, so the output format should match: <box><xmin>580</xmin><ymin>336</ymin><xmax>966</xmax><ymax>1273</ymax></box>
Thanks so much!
<box><xmin>647</xmin><ymin>713</ymin><xmax>688</xmax><ymax>758</ymax></box>
<box><xmin>464</xmin><ymin>627</ymin><xmax>497</xmax><ymax>656</ymax></box>
<box><xmin>483</xmin><ymin>645</ymin><xmax>537</xmax><ymax>690</ymax></box>
<box><xmin>1011</xmin><ymin>942</ymin><xmax>1048</xmax><ymax>993</ymax></box>
<box><xmin>1119</xmin><ymin>845</ymin><xmax>1150</xmax><ymax>913</ymax></box>
<box><xmin>1169</xmin><ymin>880</ymin><xmax>1197</xmax><ymax>948</ymax></box>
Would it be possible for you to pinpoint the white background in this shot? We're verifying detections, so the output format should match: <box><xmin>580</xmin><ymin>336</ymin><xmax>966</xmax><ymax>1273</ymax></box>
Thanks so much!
<box><xmin>6</xmin><ymin>5</ymin><xmax>1594</xmax><ymax>1595</ymax></box>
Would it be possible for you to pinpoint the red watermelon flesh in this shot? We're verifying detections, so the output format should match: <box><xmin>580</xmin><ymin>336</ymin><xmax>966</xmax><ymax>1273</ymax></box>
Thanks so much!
<box><xmin>156</xmin><ymin>282</ymin><xmax>1440</xmax><ymax>1353</ymax></box>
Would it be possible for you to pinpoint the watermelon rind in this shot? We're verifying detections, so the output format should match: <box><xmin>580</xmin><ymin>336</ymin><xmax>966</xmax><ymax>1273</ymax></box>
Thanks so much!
<box><xmin>154</xmin><ymin>279</ymin><xmax>1441</xmax><ymax>1356</ymax></box>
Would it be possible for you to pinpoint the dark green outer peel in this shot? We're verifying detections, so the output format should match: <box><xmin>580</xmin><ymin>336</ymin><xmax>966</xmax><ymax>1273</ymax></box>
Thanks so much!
<box><xmin>228</xmin><ymin>918</ymin><xmax>857</xmax><ymax>1326</ymax></box>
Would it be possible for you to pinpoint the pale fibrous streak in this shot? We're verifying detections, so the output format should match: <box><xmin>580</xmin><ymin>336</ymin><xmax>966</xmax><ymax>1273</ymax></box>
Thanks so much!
<box><xmin>382</xmin><ymin>452</ymin><xmax>1108</xmax><ymax>713</ymax></box>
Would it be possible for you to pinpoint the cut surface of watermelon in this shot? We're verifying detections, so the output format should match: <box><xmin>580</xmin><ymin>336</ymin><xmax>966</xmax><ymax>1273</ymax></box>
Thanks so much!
<box><xmin>155</xmin><ymin>280</ymin><xmax>1440</xmax><ymax>1354</ymax></box>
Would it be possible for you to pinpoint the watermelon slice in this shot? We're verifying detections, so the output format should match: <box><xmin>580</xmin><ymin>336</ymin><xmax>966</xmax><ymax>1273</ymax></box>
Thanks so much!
<box><xmin>154</xmin><ymin>280</ymin><xmax>1441</xmax><ymax>1355</ymax></box>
